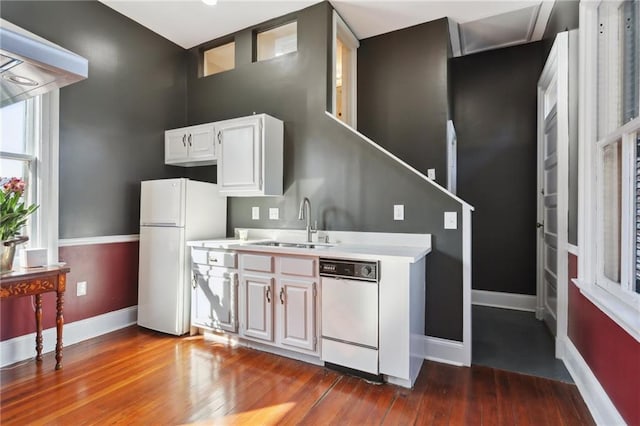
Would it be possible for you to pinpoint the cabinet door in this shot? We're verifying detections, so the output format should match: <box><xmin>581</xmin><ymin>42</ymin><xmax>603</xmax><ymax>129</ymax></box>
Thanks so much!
<box><xmin>216</xmin><ymin>116</ymin><xmax>262</xmax><ymax>194</ymax></box>
<box><xmin>187</xmin><ymin>124</ymin><xmax>215</xmax><ymax>161</ymax></box>
<box><xmin>241</xmin><ymin>274</ymin><xmax>274</xmax><ymax>342</ymax></box>
<box><xmin>279</xmin><ymin>279</ymin><xmax>316</xmax><ymax>351</ymax></box>
<box><xmin>192</xmin><ymin>271</ymin><xmax>237</xmax><ymax>332</ymax></box>
<box><xmin>165</xmin><ymin>128</ymin><xmax>188</xmax><ymax>163</ymax></box>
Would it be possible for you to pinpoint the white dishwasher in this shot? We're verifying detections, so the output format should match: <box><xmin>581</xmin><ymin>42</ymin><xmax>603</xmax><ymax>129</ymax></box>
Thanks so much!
<box><xmin>320</xmin><ymin>258</ymin><xmax>380</xmax><ymax>377</ymax></box>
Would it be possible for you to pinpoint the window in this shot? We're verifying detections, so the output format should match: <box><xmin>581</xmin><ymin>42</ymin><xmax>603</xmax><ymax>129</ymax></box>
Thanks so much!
<box><xmin>0</xmin><ymin>92</ymin><xmax>59</xmax><ymax>265</ymax></box>
<box><xmin>331</xmin><ymin>11</ymin><xmax>359</xmax><ymax>127</ymax></box>
<box><xmin>1</xmin><ymin>98</ymin><xmax>39</xmax><ymax>242</ymax></box>
<box><xmin>256</xmin><ymin>21</ymin><xmax>297</xmax><ymax>61</ymax></box>
<box><xmin>203</xmin><ymin>41</ymin><xmax>235</xmax><ymax>77</ymax></box>
<box><xmin>579</xmin><ymin>0</ymin><xmax>640</xmax><ymax>335</ymax></box>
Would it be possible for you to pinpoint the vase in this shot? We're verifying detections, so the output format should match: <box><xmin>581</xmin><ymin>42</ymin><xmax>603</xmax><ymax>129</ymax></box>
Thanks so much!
<box><xmin>1</xmin><ymin>236</ymin><xmax>29</xmax><ymax>273</ymax></box>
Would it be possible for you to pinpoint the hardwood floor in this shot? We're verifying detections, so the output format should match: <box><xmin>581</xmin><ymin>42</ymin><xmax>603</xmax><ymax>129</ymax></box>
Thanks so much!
<box><xmin>0</xmin><ymin>327</ymin><xmax>594</xmax><ymax>425</ymax></box>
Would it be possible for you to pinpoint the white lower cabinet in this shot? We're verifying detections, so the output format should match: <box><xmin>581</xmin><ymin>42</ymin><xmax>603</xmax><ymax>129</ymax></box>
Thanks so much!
<box><xmin>192</xmin><ymin>268</ymin><xmax>238</xmax><ymax>333</ymax></box>
<box><xmin>238</xmin><ymin>253</ymin><xmax>318</xmax><ymax>355</ymax></box>
<box><xmin>242</xmin><ymin>274</ymin><xmax>274</xmax><ymax>341</ymax></box>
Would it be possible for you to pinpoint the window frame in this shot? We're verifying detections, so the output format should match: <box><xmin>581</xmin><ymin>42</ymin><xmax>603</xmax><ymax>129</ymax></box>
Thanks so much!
<box><xmin>200</xmin><ymin>37</ymin><xmax>236</xmax><ymax>78</ymax></box>
<box><xmin>330</xmin><ymin>11</ymin><xmax>359</xmax><ymax>128</ymax></box>
<box><xmin>254</xmin><ymin>20</ymin><xmax>298</xmax><ymax>62</ymax></box>
<box><xmin>0</xmin><ymin>91</ymin><xmax>59</xmax><ymax>266</ymax></box>
<box><xmin>577</xmin><ymin>1</ymin><xmax>640</xmax><ymax>341</ymax></box>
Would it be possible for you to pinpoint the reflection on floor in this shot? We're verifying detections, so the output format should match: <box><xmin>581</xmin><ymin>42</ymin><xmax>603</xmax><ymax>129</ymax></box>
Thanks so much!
<box><xmin>472</xmin><ymin>305</ymin><xmax>573</xmax><ymax>383</ymax></box>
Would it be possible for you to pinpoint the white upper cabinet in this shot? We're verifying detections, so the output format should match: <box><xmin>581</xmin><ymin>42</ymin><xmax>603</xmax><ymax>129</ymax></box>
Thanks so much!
<box><xmin>165</xmin><ymin>123</ymin><xmax>216</xmax><ymax>166</ymax></box>
<box><xmin>216</xmin><ymin>114</ymin><xmax>283</xmax><ymax>196</ymax></box>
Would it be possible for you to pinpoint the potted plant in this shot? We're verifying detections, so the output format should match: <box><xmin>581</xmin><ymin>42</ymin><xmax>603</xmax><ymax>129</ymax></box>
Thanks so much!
<box><xmin>1</xmin><ymin>177</ymin><xmax>38</xmax><ymax>272</ymax></box>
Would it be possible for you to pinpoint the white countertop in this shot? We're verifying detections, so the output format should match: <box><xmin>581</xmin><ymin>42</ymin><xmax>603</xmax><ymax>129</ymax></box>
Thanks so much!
<box><xmin>188</xmin><ymin>238</ymin><xmax>431</xmax><ymax>263</ymax></box>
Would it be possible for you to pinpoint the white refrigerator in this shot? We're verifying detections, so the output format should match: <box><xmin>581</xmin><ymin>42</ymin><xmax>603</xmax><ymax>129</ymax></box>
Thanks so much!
<box><xmin>137</xmin><ymin>178</ymin><xmax>226</xmax><ymax>335</ymax></box>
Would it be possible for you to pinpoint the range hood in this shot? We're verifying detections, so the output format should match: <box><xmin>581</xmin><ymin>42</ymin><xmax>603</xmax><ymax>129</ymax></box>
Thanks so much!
<box><xmin>0</xmin><ymin>19</ymin><xmax>88</xmax><ymax>107</ymax></box>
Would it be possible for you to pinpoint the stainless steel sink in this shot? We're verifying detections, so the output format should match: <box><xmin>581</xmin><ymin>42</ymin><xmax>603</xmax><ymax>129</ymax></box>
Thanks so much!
<box><xmin>250</xmin><ymin>241</ymin><xmax>333</xmax><ymax>249</ymax></box>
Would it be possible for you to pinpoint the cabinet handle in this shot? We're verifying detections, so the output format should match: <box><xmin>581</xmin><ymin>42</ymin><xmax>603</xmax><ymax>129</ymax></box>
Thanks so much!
<box><xmin>182</xmin><ymin>134</ymin><xmax>186</xmax><ymax>147</ymax></box>
<box><xmin>266</xmin><ymin>287</ymin><xmax>271</xmax><ymax>303</ymax></box>
<box><xmin>217</xmin><ymin>131</ymin><xmax>222</xmax><ymax>144</ymax></box>
<box><xmin>279</xmin><ymin>287</ymin><xmax>285</xmax><ymax>305</ymax></box>
<box><xmin>188</xmin><ymin>134</ymin><xmax>192</xmax><ymax>147</ymax></box>
<box><xmin>192</xmin><ymin>273</ymin><xmax>198</xmax><ymax>289</ymax></box>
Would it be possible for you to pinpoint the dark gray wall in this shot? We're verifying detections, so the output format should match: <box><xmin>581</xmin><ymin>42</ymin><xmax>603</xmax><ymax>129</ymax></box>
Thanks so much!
<box><xmin>357</xmin><ymin>19</ymin><xmax>450</xmax><ymax>185</ymax></box>
<box><xmin>452</xmin><ymin>42</ymin><xmax>544</xmax><ymax>295</ymax></box>
<box><xmin>186</xmin><ymin>3</ymin><xmax>465</xmax><ymax>341</ymax></box>
<box><xmin>543</xmin><ymin>0</ymin><xmax>580</xmax><ymax>246</ymax></box>
<box><xmin>1</xmin><ymin>1</ymin><xmax>188</xmax><ymax>238</ymax></box>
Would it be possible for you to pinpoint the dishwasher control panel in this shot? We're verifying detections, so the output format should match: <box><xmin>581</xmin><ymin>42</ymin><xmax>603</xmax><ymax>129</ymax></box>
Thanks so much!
<box><xmin>319</xmin><ymin>259</ymin><xmax>378</xmax><ymax>282</ymax></box>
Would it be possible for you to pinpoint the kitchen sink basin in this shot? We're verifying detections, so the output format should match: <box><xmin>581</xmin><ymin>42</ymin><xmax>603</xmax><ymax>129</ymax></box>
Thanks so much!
<box><xmin>249</xmin><ymin>241</ymin><xmax>333</xmax><ymax>249</ymax></box>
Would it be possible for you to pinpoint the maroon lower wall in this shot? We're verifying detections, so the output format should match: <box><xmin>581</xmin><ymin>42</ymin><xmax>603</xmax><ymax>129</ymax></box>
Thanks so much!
<box><xmin>0</xmin><ymin>241</ymin><xmax>139</xmax><ymax>341</ymax></box>
<box><xmin>567</xmin><ymin>253</ymin><xmax>640</xmax><ymax>425</ymax></box>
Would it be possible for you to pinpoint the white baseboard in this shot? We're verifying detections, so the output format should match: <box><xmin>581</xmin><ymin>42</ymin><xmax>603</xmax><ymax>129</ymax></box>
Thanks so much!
<box><xmin>423</xmin><ymin>335</ymin><xmax>468</xmax><ymax>366</ymax></box>
<box><xmin>472</xmin><ymin>289</ymin><xmax>537</xmax><ymax>312</ymax></box>
<box><xmin>563</xmin><ymin>339</ymin><xmax>625</xmax><ymax>425</ymax></box>
<box><xmin>1</xmin><ymin>306</ymin><xmax>137</xmax><ymax>368</ymax></box>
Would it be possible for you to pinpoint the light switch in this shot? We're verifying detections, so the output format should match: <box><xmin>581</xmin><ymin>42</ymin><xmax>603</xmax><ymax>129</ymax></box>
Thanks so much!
<box><xmin>269</xmin><ymin>208</ymin><xmax>279</xmax><ymax>220</ymax></box>
<box><xmin>394</xmin><ymin>204</ymin><xmax>404</xmax><ymax>221</ymax></box>
<box><xmin>251</xmin><ymin>206</ymin><xmax>260</xmax><ymax>220</ymax></box>
<box><xmin>427</xmin><ymin>168</ymin><xmax>436</xmax><ymax>180</ymax></box>
<box><xmin>444</xmin><ymin>211</ymin><xmax>457</xmax><ymax>229</ymax></box>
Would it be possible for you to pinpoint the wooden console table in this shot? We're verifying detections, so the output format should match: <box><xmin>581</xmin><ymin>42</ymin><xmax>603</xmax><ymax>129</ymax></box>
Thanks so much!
<box><xmin>0</xmin><ymin>265</ymin><xmax>70</xmax><ymax>370</ymax></box>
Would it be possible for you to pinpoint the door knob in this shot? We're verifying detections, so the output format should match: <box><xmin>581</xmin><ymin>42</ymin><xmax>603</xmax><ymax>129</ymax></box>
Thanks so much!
<box><xmin>536</xmin><ymin>222</ymin><xmax>544</xmax><ymax>228</ymax></box>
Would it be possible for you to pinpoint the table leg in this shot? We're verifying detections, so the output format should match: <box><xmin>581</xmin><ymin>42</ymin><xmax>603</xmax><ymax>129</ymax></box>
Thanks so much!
<box><xmin>55</xmin><ymin>290</ymin><xmax>64</xmax><ymax>370</ymax></box>
<box><xmin>35</xmin><ymin>294</ymin><xmax>43</xmax><ymax>361</ymax></box>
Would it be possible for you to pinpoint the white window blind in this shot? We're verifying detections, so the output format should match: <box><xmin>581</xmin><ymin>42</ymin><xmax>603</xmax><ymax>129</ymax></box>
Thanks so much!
<box><xmin>622</xmin><ymin>0</ymin><xmax>639</xmax><ymax>124</ymax></box>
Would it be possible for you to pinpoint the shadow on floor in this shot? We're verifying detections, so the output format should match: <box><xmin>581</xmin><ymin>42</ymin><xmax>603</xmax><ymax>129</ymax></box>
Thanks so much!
<box><xmin>472</xmin><ymin>305</ymin><xmax>573</xmax><ymax>383</ymax></box>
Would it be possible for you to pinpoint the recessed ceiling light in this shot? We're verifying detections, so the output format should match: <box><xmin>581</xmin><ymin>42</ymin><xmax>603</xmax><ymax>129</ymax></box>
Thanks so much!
<box><xmin>202</xmin><ymin>0</ymin><xmax>217</xmax><ymax>5</ymax></box>
<box><xmin>2</xmin><ymin>74</ymin><xmax>38</xmax><ymax>87</ymax></box>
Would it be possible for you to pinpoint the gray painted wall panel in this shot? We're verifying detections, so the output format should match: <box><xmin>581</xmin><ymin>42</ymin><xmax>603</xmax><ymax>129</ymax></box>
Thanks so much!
<box><xmin>357</xmin><ymin>19</ymin><xmax>450</xmax><ymax>185</ymax></box>
<box><xmin>1</xmin><ymin>0</ymin><xmax>188</xmax><ymax>238</ymax></box>
<box><xmin>452</xmin><ymin>42</ymin><xmax>544</xmax><ymax>295</ymax></box>
<box><xmin>186</xmin><ymin>3</ymin><xmax>465</xmax><ymax>340</ymax></box>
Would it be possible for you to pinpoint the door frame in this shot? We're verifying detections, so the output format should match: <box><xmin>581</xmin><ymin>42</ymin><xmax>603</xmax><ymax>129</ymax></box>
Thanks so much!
<box><xmin>536</xmin><ymin>31</ymin><xmax>570</xmax><ymax>359</ymax></box>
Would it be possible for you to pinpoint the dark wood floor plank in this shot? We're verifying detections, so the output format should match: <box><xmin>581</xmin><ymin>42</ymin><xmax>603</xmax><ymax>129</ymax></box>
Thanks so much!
<box><xmin>0</xmin><ymin>326</ymin><xmax>596</xmax><ymax>425</ymax></box>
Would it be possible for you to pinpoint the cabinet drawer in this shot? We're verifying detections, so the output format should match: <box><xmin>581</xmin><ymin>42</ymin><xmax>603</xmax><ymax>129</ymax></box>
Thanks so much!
<box><xmin>209</xmin><ymin>251</ymin><xmax>237</xmax><ymax>268</ymax></box>
<box><xmin>280</xmin><ymin>256</ymin><xmax>316</xmax><ymax>277</ymax></box>
<box><xmin>242</xmin><ymin>254</ymin><xmax>274</xmax><ymax>272</ymax></box>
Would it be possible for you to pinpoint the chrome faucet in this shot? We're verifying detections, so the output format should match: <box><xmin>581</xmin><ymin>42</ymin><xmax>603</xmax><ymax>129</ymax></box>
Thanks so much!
<box><xmin>298</xmin><ymin>197</ymin><xmax>317</xmax><ymax>243</ymax></box>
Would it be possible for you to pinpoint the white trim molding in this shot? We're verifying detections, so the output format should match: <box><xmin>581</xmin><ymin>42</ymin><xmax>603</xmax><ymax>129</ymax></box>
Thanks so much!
<box><xmin>1</xmin><ymin>306</ymin><xmax>137</xmax><ymax>368</ymax></box>
<box><xmin>58</xmin><ymin>234</ymin><xmax>140</xmax><ymax>247</ymax></box>
<box><xmin>422</xmin><ymin>336</ymin><xmax>467</xmax><ymax>366</ymax></box>
<box><xmin>563</xmin><ymin>339</ymin><xmax>626</xmax><ymax>426</ymax></box>
<box><xmin>472</xmin><ymin>289</ymin><xmax>537</xmax><ymax>312</ymax></box>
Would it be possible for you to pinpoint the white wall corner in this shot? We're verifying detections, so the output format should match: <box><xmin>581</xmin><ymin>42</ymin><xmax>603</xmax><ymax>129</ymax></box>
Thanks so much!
<box><xmin>563</xmin><ymin>339</ymin><xmax>626</xmax><ymax>425</ymax></box>
<box><xmin>1</xmin><ymin>306</ymin><xmax>137</xmax><ymax>368</ymax></box>
<box><xmin>472</xmin><ymin>289</ymin><xmax>537</xmax><ymax>312</ymax></box>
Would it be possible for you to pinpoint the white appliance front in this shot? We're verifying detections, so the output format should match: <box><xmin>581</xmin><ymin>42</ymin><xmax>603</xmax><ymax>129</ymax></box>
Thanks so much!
<box><xmin>138</xmin><ymin>226</ymin><xmax>187</xmax><ymax>335</ymax></box>
<box><xmin>321</xmin><ymin>277</ymin><xmax>378</xmax><ymax>348</ymax></box>
<box><xmin>140</xmin><ymin>178</ymin><xmax>185</xmax><ymax>227</ymax></box>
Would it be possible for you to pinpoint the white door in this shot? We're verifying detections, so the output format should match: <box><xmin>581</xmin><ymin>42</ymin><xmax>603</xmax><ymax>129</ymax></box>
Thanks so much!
<box><xmin>192</xmin><ymin>271</ymin><xmax>237</xmax><ymax>332</ymax></box>
<box><xmin>279</xmin><ymin>279</ymin><xmax>316</xmax><ymax>351</ymax></box>
<box><xmin>165</xmin><ymin>129</ymin><xmax>188</xmax><ymax>163</ymax></box>
<box><xmin>216</xmin><ymin>116</ymin><xmax>262</xmax><ymax>193</ymax></box>
<box><xmin>140</xmin><ymin>179</ymin><xmax>185</xmax><ymax>226</ymax></box>
<box><xmin>188</xmin><ymin>124</ymin><xmax>215</xmax><ymax>161</ymax></box>
<box><xmin>537</xmin><ymin>31</ymin><xmax>570</xmax><ymax>348</ymax></box>
<box><xmin>241</xmin><ymin>274</ymin><xmax>273</xmax><ymax>342</ymax></box>
<box><xmin>138</xmin><ymin>226</ymin><xmax>186</xmax><ymax>335</ymax></box>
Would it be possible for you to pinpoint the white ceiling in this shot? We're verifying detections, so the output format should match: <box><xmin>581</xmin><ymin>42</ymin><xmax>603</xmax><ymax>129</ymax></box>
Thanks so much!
<box><xmin>99</xmin><ymin>0</ymin><xmax>555</xmax><ymax>52</ymax></box>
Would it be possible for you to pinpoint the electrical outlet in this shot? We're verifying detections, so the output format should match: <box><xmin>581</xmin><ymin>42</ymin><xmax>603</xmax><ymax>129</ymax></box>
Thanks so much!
<box><xmin>394</xmin><ymin>204</ymin><xmax>404</xmax><ymax>221</ymax></box>
<box><xmin>427</xmin><ymin>168</ymin><xmax>436</xmax><ymax>180</ymax></box>
<box><xmin>251</xmin><ymin>206</ymin><xmax>260</xmax><ymax>220</ymax></box>
<box><xmin>269</xmin><ymin>207</ymin><xmax>279</xmax><ymax>220</ymax></box>
<box><xmin>77</xmin><ymin>281</ymin><xmax>87</xmax><ymax>296</ymax></box>
<box><xmin>444</xmin><ymin>211</ymin><xmax>457</xmax><ymax>229</ymax></box>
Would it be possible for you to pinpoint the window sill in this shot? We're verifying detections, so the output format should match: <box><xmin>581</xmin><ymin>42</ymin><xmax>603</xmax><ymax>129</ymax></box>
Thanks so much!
<box><xmin>572</xmin><ymin>278</ymin><xmax>640</xmax><ymax>343</ymax></box>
